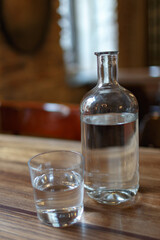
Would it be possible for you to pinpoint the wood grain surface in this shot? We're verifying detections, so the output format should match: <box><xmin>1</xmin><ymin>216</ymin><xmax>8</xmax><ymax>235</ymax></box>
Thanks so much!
<box><xmin>0</xmin><ymin>134</ymin><xmax>160</xmax><ymax>240</ymax></box>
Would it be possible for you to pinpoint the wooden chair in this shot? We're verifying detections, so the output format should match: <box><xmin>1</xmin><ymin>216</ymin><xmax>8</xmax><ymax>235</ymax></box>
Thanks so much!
<box><xmin>0</xmin><ymin>100</ymin><xmax>81</xmax><ymax>140</ymax></box>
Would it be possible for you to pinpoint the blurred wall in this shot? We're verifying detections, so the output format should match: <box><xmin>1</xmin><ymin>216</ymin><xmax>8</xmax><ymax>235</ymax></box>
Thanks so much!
<box><xmin>0</xmin><ymin>0</ymin><xmax>87</xmax><ymax>103</ymax></box>
<box><xmin>0</xmin><ymin>0</ymin><xmax>149</xmax><ymax>104</ymax></box>
<box><xmin>118</xmin><ymin>0</ymin><xmax>148</xmax><ymax>67</ymax></box>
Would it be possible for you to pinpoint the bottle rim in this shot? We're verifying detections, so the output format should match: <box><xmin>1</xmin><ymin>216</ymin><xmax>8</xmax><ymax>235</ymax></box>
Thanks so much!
<box><xmin>94</xmin><ymin>51</ymin><xmax>119</xmax><ymax>56</ymax></box>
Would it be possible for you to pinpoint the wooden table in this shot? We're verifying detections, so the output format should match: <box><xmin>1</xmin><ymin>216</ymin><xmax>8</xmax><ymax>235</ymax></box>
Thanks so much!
<box><xmin>0</xmin><ymin>134</ymin><xmax>160</xmax><ymax>240</ymax></box>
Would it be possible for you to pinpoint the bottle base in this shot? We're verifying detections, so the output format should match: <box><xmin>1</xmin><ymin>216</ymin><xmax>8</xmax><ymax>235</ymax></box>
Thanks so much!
<box><xmin>86</xmin><ymin>187</ymin><xmax>138</xmax><ymax>205</ymax></box>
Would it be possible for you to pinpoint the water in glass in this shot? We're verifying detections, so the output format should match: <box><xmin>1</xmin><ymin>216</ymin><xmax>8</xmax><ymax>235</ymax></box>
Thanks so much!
<box><xmin>33</xmin><ymin>171</ymin><xmax>84</xmax><ymax>227</ymax></box>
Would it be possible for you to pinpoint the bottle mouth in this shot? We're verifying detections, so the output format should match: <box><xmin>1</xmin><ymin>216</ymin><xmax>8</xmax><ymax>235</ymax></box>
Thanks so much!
<box><xmin>94</xmin><ymin>51</ymin><xmax>119</xmax><ymax>56</ymax></box>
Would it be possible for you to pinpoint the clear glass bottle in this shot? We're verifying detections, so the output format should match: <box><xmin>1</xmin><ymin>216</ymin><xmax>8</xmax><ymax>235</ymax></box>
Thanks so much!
<box><xmin>80</xmin><ymin>51</ymin><xmax>139</xmax><ymax>205</ymax></box>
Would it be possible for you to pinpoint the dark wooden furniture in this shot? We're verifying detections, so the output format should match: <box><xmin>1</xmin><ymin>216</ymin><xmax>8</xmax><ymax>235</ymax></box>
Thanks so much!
<box><xmin>0</xmin><ymin>134</ymin><xmax>160</xmax><ymax>239</ymax></box>
<box><xmin>140</xmin><ymin>106</ymin><xmax>160</xmax><ymax>148</ymax></box>
<box><xmin>0</xmin><ymin>100</ymin><xmax>81</xmax><ymax>140</ymax></box>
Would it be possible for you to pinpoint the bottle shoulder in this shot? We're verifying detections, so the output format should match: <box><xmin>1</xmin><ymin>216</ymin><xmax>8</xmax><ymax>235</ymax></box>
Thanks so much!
<box><xmin>80</xmin><ymin>84</ymin><xmax>138</xmax><ymax>115</ymax></box>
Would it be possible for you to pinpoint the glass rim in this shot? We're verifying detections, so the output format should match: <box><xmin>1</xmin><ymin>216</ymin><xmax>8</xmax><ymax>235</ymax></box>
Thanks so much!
<box><xmin>28</xmin><ymin>150</ymin><xmax>84</xmax><ymax>172</ymax></box>
<box><xmin>94</xmin><ymin>51</ymin><xmax>119</xmax><ymax>56</ymax></box>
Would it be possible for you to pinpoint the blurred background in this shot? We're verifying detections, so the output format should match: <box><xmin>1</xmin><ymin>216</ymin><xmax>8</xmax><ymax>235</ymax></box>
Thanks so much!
<box><xmin>0</xmin><ymin>0</ymin><xmax>160</xmax><ymax>121</ymax></box>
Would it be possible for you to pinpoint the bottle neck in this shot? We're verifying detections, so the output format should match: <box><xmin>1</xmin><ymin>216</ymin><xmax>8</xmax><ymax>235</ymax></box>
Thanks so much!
<box><xmin>96</xmin><ymin>52</ymin><xmax>118</xmax><ymax>87</ymax></box>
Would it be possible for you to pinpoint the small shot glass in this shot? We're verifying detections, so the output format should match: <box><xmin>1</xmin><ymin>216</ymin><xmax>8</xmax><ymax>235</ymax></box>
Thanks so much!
<box><xmin>28</xmin><ymin>150</ymin><xmax>84</xmax><ymax>227</ymax></box>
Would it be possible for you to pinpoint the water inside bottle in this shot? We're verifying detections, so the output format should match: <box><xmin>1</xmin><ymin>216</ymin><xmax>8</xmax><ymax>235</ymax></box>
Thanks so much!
<box><xmin>81</xmin><ymin>112</ymin><xmax>139</xmax><ymax>205</ymax></box>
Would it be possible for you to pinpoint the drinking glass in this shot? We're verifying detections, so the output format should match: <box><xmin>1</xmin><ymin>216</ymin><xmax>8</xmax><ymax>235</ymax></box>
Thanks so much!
<box><xmin>28</xmin><ymin>150</ymin><xmax>84</xmax><ymax>227</ymax></box>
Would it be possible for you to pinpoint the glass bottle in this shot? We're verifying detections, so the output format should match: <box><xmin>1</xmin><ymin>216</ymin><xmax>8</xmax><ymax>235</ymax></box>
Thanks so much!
<box><xmin>80</xmin><ymin>51</ymin><xmax>139</xmax><ymax>205</ymax></box>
